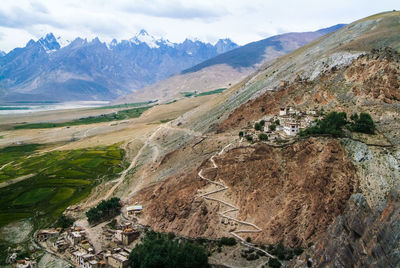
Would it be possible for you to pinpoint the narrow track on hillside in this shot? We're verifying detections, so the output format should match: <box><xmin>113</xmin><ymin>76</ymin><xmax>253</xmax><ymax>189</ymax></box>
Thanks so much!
<box><xmin>198</xmin><ymin>142</ymin><xmax>275</xmax><ymax>258</ymax></box>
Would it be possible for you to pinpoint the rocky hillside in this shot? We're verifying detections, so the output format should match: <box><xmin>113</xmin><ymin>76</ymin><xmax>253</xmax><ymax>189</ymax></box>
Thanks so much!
<box><xmin>289</xmin><ymin>190</ymin><xmax>400</xmax><ymax>267</ymax></box>
<box><xmin>0</xmin><ymin>31</ymin><xmax>237</xmax><ymax>102</ymax></box>
<box><xmin>117</xmin><ymin>11</ymin><xmax>400</xmax><ymax>267</ymax></box>
<box><xmin>130</xmin><ymin>138</ymin><xmax>357</xmax><ymax>248</ymax></box>
<box><xmin>116</xmin><ymin>25</ymin><xmax>345</xmax><ymax>103</ymax></box>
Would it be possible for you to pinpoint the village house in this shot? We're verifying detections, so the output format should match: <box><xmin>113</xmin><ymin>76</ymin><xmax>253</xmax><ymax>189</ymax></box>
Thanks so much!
<box><xmin>279</xmin><ymin>107</ymin><xmax>288</xmax><ymax>116</ymax></box>
<box><xmin>79</xmin><ymin>253</ymin><xmax>95</xmax><ymax>268</ymax></box>
<box><xmin>72</xmin><ymin>251</ymin><xmax>85</xmax><ymax>265</ymax></box>
<box><xmin>53</xmin><ymin>237</ymin><xmax>69</xmax><ymax>252</ymax></box>
<box><xmin>67</xmin><ymin>230</ymin><xmax>86</xmax><ymax>246</ymax></box>
<box><xmin>121</xmin><ymin>228</ymin><xmax>140</xmax><ymax>246</ymax></box>
<box><xmin>37</xmin><ymin>229</ymin><xmax>60</xmax><ymax>242</ymax></box>
<box><xmin>284</xmin><ymin>120</ymin><xmax>300</xmax><ymax>136</ymax></box>
<box><xmin>15</xmin><ymin>259</ymin><xmax>38</xmax><ymax>268</ymax></box>
<box><xmin>107</xmin><ymin>253</ymin><xmax>129</xmax><ymax>268</ymax></box>
<box><xmin>126</xmin><ymin>205</ymin><xmax>142</xmax><ymax>216</ymax></box>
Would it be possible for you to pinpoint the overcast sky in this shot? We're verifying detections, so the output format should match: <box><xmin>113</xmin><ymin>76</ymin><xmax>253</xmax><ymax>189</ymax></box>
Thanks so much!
<box><xmin>0</xmin><ymin>0</ymin><xmax>398</xmax><ymax>52</ymax></box>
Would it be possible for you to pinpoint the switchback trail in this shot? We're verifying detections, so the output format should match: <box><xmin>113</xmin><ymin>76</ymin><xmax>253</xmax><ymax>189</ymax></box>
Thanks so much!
<box><xmin>198</xmin><ymin>142</ymin><xmax>275</xmax><ymax>258</ymax></box>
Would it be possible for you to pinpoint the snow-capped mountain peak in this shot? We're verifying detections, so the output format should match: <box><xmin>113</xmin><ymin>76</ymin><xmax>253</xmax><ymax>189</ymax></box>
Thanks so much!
<box><xmin>130</xmin><ymin>29</ymin><xmax>160</xmax><ymax>48</ymax></box>
<box><xmin>38</xmin><ymin>33</ymin><xmax>60</xmax><ymax>53</ymax></box>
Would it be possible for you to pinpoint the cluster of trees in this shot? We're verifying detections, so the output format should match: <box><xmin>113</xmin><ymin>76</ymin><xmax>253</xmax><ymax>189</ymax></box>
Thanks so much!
<box><xmin>86</xmin><ymin>197</ymin><xmax>121</xmax><ymax>224</ymax></box>
<box><xmin>129</xmin><ymin>231</ymin><xmax>209</xmax><ymax>268</ymax></box>
<box><xmin>218</xmin><ymin>237</ymin><xmax>237</xmax><ymax>247</ymax></box>
<box><xmin>300</xmin><ymin>111</ymin><xmax>375</xmax><ymax>137</ymax></box>
<box><xmin>349</xmin><ymin>113</ymin><xmax>375</xmax><ymax>134</ymax></box>
<box><xmin>55</xmin><ymin>215</ymin><xmax>75</xmax><ymax>229</ymax></box>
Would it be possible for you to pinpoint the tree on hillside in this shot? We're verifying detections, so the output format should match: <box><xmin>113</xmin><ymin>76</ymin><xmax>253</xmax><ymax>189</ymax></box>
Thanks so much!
<box><xmin>86</xmin><ymin>197</ymin><xmax>121</xmax><ymax>224</ymax></box>
<box><xmin>259</xmin><ymin>133</ymin><xmax>268</xmax><ymax>141</ymax></box>
<box><xmin>129</xmin><ymin>231</ymin><xmax>209</xmax><ymax>268</ymax></box>
<box><xmin>350</xmin><ymin>112</ymin><xmax>375</xmax><ymax>134</ymax></box>
<box><xmin>300</xmin><ymin>111</ymin><xmax>347</xmax><ymax>137</ymax></box>
<box><xmin>55</xmin><ymin>215</ymin><xmax>75</xmax><ymax>229</ymax></box>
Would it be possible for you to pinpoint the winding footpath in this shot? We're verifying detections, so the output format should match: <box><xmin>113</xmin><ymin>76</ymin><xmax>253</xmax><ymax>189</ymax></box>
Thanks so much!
<box><xmin>198</xmin><ymin>142</ymin><xmax>275</xmax><ymax>258</ymax></box>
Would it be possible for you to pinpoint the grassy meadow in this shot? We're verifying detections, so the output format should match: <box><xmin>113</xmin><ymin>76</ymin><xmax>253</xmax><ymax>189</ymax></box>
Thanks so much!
<box><xmin>93</xmin><ymin>100</ymin><xmax>156</xmax><ymax>110</ymax></box>
<box><xmin>0</xmin><ymin>143</ymin><xmax>126</xmax><ymax>228</ymax></box>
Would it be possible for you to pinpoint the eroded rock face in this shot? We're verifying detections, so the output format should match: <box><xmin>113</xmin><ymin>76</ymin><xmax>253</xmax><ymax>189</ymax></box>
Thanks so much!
<box><xmin>290</xmin><ymin>189</ymin><xmax>400</xmax><ymax>268</ymax></box>
<box><xmin>343</xmin><ymin>139</ymin><xmax>400</xmax><ymax>210</ymax></box>
<box><xmin>131</xmin><ymin>138</ymin><xmax>358</xmax><ymax>247</ymax></box>
<box><xmin>214</xmin><ymin>138</ymin><xmax>358</xmax><ymax>247</ymax></box>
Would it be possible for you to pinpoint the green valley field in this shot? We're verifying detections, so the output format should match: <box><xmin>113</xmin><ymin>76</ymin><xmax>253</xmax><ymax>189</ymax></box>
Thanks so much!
<box><xmin>0</xmin><ymin>143</ymin><xmax>125</xmax><ymax>228</ymax></box>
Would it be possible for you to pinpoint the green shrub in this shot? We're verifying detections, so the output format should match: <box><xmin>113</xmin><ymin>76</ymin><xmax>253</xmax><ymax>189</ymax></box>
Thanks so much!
<box><xmin>258</xmin><ymin>133</ymin><xmax>268</xmax><ymax>141</ymax></box>
<box><xmin>168</xmin><ymin>232</ymin><xmax>176</xmax><ymax>240</ymax></box>
<box><xmin>239</xmin><ymin>131</ymin><xmax>244</xmax><ymax>137</ymax></box>
<box><xmin>246</xmin><ymin>253</ymin><xmax>258</xmax><ymax>261</ymax></box>
<box><xmin>55</xmin><ymin>215</ymin><xmax>75</xmax><ymax>229</ymax></box>
<box><xmin>269</xmin><ymin>124</ymin><xmax>276</xmax><ymax>131</ymax></box>
<box><xmin>219</xmin><ymin>237</ymin><xmax>237</xmax><ymax>246</ymax></box>
<box><xmin>259</xmin><ymin>120</ymin><xmax>265</xmax><ymax>126</ymax></box>
<box><xmin>246</xmin><ymin>237</ymin><xmax>252</xmax><ymax>243</ymax></box>
<box><xmin>268</xmin><ymin>258</ymin><xmax>282</xmax><ymax>268</ymax></box>
<box><xmin>255</xmin><ymin>123</ymin><xmax>262</xmax><ymax>131</ymax></box>
<box><xmin>245</xmin><ymin>135</ymin><xmax>253</xmax><ymax>142</ymax></box>
<box><xmin>129</xmin><ymin>231</ymin><xmax>209</xmax><ymax>268</ymax></box>
<box><xmin>294</xmin><ymin>247</ymin><xmax>304</xmax><ymax>256</ymax></box>
<box><xmin>275</xmin><ymin>119</ymin><xmax>280</xmax><ymax>125</ymax></box>
<box><xmin>272</xmin><ymin>241</ymin><xmax>285</xmax><ymax>260</ymax></box>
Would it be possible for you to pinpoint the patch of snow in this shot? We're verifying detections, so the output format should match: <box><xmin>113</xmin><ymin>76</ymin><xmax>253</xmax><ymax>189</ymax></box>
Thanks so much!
<box><xmin>159</xmin><ymin>38</ymin><xmax>175</xmax><ymax>47</ymax></box>
<box><xmin>107</xmin><ymin>39</ymin><xmax>118</xmax><ymax>50</ymax></box>
<box><xmin>56</xmin><ymin>36</ymin><xmax>71</xmax><ymax>48</ymax></box>
<box><xmin>46</xmin><ymin>49</ymin><xmax>58</xmax><ymax>54</ymax></box>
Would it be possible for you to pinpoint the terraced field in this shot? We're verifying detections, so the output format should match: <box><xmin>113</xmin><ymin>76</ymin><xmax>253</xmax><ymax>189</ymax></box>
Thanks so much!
<box><xmin>0</xmin><ymin>143</ymin><xmax>125</xmax><ymax>228</ymax></box>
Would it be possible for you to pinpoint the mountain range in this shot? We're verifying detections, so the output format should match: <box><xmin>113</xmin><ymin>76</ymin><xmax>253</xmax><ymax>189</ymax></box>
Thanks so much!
<box><xmin>0</xmin><ymin>30</ymin><xmax>237</xmax><ymax>103</ymax></box>
<box><xmin>118</xmin><ymin>24</ymin><xmax>346</xmax><ymax>103</ymax></box>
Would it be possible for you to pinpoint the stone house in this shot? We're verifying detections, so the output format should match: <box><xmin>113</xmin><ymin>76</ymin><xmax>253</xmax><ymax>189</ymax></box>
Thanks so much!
<box><xmin>37</xmin><ymin>229</ymin><xmax>60</xmax><ymax>242</ymax></box>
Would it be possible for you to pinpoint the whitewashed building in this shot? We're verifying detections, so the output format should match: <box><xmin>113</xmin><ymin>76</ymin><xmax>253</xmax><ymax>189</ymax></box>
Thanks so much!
<box><xmin>284</xmin><ymin>121</ymin><xmax>300</xmax><ymax>136</ymax></box>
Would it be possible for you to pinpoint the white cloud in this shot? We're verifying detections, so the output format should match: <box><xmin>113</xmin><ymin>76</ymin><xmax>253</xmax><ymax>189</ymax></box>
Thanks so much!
<box><xmin>0</xmin><ymin>0</ymin><xmax>398</xmax><ymax>52</ymax></box>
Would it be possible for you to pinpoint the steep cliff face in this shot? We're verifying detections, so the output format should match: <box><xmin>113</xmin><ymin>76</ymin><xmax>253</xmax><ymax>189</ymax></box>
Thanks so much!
<box><xmin>131</xmin><ymin>138</ymin><xmax>358</xmax><ymax>247</ymax></box>
<box><xmin>289</xmin><ymin>190</ymin><xmax>400</xmax><ymax>268</ymax></box>
<box><xmin>342</xmin><ymin>139</ymin><xmax>400</xmax><ymax>210</ymax></box>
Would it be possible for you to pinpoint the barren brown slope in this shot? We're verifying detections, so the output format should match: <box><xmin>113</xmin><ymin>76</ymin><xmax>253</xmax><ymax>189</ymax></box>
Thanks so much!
<box><xmin>129</xmin><ymin>137</ymin><xmax>357</xmax><ymax>247</ymax></box>
<box><xmin>120</xmin><ymin>12</ymin><xmax>400</xmax><ymax>265</ymax></box>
